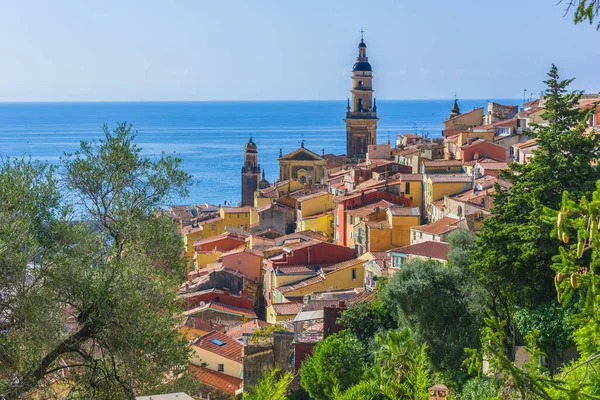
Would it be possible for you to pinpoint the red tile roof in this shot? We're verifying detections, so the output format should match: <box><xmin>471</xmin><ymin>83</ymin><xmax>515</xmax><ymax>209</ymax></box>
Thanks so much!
<box><xmin>225</xmin><ymin>320</ymin><xmax>272</xmax><ymax>341</ymax></box>
<box><xmin>412</xmin><ymin>217</ymin><xmax>460</xmax><ymax>235</ymax></box>
<box><xmin>388</xmin><ymin>206</ymin><xmax>420</xmax><ymax>216</ymax></box>
<box><xmin>389</xmin><ymin>241</ymin><xmax>449</xmax><ymax>261</ymax></box>
<box><xmin>346</xmin><ymin>199</ymin><xmax>399</xmax><ymax>217</ymax></box>
<box><xmin>277</xmin><ymin>258</ymin><xmax>365</xmax><ymax>294</ymax></box>
<box><xmin>189</xmin><ymin>364</ymin><xmax>242</xmax><ymax>395</ymax></box>
<box><xmin>427</xmin><ymin>174</ymin><xmax>472</xmax><ymax>183</ymax></box>
<box><xmin>272</xmin><ymin>302</ymin><xmax>304</xmax><ymax>316</ymax></box>
<box><xmin>397</xmin><ymin>173</ymin><xmax>423</xmax><ymax>181</ymax></box>
<box><xmin>193</xmin><ymin>331</ymin><xmax>244</xmax><ymax>363</ymax></box>
<box><xmin>221</xmin><ymin>206</ymin><xmax>252</xmax><ymax>213</ymax></box>
<box><xmin>184</xmin><ymin>302</ymin><xmax>257</xmax><ymax>319</ymax></box>
<box><xmin>220</xmin><ymin>247</ymin><xmax>264</xmax><ymax>258</ymax></box>
<box><xmin>364</xmin><ymin>220</ymin><xmax>391</xmax><ymax>229</ymax></box>
<box><xmin>423</xmin><ymin>160</ymin><xmax>464</xmax><ymax>167</ymax></box>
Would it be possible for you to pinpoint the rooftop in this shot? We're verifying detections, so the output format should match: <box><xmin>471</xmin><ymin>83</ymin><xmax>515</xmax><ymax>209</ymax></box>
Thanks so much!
<box><xmin>427</xmin><ymin>174</ymin><xmax>472</xmax><ymax>183</ymax></box>
<box><xmin>220</xmin><ymin>247</ymin><xmax>264</xmax><ymax>258</ymax></box>
<box><xmin>411</xmin><ymin>216</ymin><xmax>460</xmax><ymax>235</ymax></box>
<box><xmin>346</xmin><ymin>199</ymin><xmax>399</xmax><ymax>217</ymax></box>
<box><xmin>225</xmin><ymin>320</ymin><xmax>272</xmax><ymax>341</ymax></box>
<box><xmin>188</xmin><ymin>364</ymin><xmax>243</xmax><ymax>395</ymax></box>
<box><xmin>193</xmin><ymin>331</ymin><xmax>244</xmax><ymax>363</ymax></box>
<box><xmin>389</xmin><ymin>241</ymin><xmax>449</xmax><ymax>261</ymax></box>
<box><xmin>423</xmin><ymin>159</ymin><xmax>464</xmax><ymax>167</ymax></box>
<box><xmin>272</xmin><ymin>302</ymin><xmax>304</xmax><ymax>316</ymax></box>
<box><xmin>183</xmin><ymin>302</ymin><xmax>257</xmax><ymax>319</ymax></box>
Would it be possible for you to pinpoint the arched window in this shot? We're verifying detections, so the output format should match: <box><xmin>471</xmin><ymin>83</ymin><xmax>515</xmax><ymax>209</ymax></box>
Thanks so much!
<box><xmin>358</xmin><ymin>81</ymin><xmax>363</xmax><ymax>87</ymax></box>
<box><xmin>457</xmin><ymin>206</ymin><xmax>463</xmax><ymax>217</ymax></box>
<box><xmin>300</xmin><ymin>175</ymin><xmax>306</xmax><ymax>184</ymax></box>
<box><xmin>357</xmin><ymin>99</ymin><xmax>364</xmax><ymax>112</ymax></box>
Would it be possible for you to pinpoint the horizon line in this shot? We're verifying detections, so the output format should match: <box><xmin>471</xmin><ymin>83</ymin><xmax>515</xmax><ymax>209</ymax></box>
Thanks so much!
<box><xmin>0</xmin><ymin>97</ymin><xmax>523</xmax><ymax>104</ymax></box>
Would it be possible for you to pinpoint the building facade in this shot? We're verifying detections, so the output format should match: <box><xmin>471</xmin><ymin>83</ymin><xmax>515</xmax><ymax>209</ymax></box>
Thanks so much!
<box><xmin>345</xmin><ymin>33</ymin><xmax>378</xmax><ymax>160</ymax></box>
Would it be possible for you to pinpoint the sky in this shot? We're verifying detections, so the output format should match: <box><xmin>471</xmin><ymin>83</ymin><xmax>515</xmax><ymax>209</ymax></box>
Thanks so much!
<box><xmin>0</xmin><ymin>0</ymin><xmax>598</xmax><ymax>102</ymax></box>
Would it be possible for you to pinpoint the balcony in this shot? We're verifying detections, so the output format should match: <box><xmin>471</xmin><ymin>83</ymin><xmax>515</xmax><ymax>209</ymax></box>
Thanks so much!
<box><xmin>346</xmin><ymin>111</ymin><xmax>378</xmax><ymax>119</ymax></box>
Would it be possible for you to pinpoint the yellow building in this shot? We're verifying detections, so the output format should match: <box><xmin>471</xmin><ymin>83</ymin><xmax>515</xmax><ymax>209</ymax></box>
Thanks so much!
<box><xmin>297</xmin><ymin>211</ymin><xmax>335</xmax><ymax>242</ymax></box>
<box><xmin>254</xmin><ymin>179</ymin><xmax>304</xmax><ymax>209</ymax></box>
<box><xmin>425</xmin><ymin>175</ymin><xmax>472</xmax><ymax>220</ymax></box>
<box><xmin>443</xmin><ymin>103</ymin><xmax>484</xmax><ymax>135</ymax></box>
<box><xmin>296</xmin><ymin>191</ymin><xmax>335</xmax><ymax>240</ymax></box>
<box><xmin>266</xmin><ymin>302</ymin><xmax>304</xmax><ymax>324</ymax></box>
<box><xmin>354</xmin><ymin>207</ymin><xmax>421</xmax><ymax>254</ymax></box>
<box><xmin>397</xmin><ymin>174</ymin><xmax>423</xmax><ymax>212</ymax></box>
<box><xmin>275</xmin><ymin>258</ymin><xmax>366</xmax><ymax>302</ymax></box>
<box><xmin>190</xmin><ymin>331</ymin><xmax>243</xmax><ymax>379</ymax></box>
<box><xmin>278</xmin><ymin>144</ymin><xmax>327</xmax><ymax>184</ymax></box>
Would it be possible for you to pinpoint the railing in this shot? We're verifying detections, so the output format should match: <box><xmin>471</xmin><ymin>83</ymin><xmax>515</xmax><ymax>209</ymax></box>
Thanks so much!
<box><xmin>346</xmin><ymin>111</ymin><xmax>378</xmax><ymax>119</ymax></box>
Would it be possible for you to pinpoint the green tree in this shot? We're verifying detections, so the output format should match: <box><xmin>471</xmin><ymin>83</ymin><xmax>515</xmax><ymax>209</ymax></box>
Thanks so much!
<box><xmin>380</xmin><ymin>231</ymin><xmax>487</xmax><ymax>373</ymax></box>
<box><xmin>242</xmin><ymin>368</ymin><xmax>293</xmax><ymax>400</ymax></box>
<box><xmin>300</xmin><ymin>330</ymin><xmax>366</xmax><ymax>400</ymax></box>
<box><xmin>471</xmin><ymin>65</ymin><xmax>600</xmax><ymax>356</ymax></box>
<box><xmin>561</xmin><ymin>0</ymin><xmax>600</xmax><ymax>29</ymax></box>
<box><xmin>0</xmin><ymin>123</ymin><xmax>194</xmax><ymax>399</ymax></box>
<box><xmin>334</xmin><ymin>328</ymin><xmax>431</xmax><ymax>400</ymax></box>
<box><xmin>460</xmin><ymin>377</ymin><xmax>500</xmax><ymax>400</ymax></box>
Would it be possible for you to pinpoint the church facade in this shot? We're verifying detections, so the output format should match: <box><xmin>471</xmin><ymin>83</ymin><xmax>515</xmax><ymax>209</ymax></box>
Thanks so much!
<box><xmin>345</xmin><ymin>33</ymin><xmax>378</xmax><ymax>160</ymax></box>
<box><xmin>278</xmin><ymin>142</ymin><xmax>327</xmax><ymax>185</ymax></box>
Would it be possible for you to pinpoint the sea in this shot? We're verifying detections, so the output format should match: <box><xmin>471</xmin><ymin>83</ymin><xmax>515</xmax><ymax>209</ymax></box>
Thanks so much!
<box><xmin>0</xmin><ymin>99</ymin><xmax>518</xmax><ymax>206</ymax></box>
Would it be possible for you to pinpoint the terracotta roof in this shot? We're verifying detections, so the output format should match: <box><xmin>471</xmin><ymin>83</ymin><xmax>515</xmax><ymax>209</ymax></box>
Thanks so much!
<box><xmin>388</xmin><ymin>206</ymin><xmax>420</xmax><ymax>216</ymax></box>
<box><xmin>220</xmin><ymin>247</ymin><xmax>264</xmax><ymax>258</ymax></box>
<box><xmin>431</xmin><ymin>199</ymin><xmax>445</xmax><ymax>210</ymax></box>
<box><xmin>524</xmin><ymin>99</ymin><xmax>540</xmax><ymax>108</ymax></box>
<box><xmin>398</xmin><ymin>173</ymin><xmax>423</xmax><ymax>181</ymax></box>
<box><xmin>347</xmin><ymin>289</ymin><xmax>376</xmax><ymax>305</ymax></box>
<box><xmin>189</xmin><ymin>364</ymin><xmax>242</xmax><ymax>395</ymax></box>
<box><xmin>518</xmin><ymin>106</ymin><xmax>544</xmax><ymax>117</ymax></box>
<box><xmin>445</xmin><ymin>134</ymin><xmax>459</xmax><ymax>143</ymax></box>
<box><xmin>427</xmin><ymin>174</ymin><xmax>471</xmax><ymax>183</ymax></box>
<box><xmin>389</xmin><ymin>241</ymin><xmax>449</xmax><ymax>261</ymax></box>
<box><xmin>179</xmin><ymin>326</ymin><xmax>210</xmax><ymax>342</ymax></box>
<box><xmin>193</xmin><ymin>231</ymin><xmax>248</xmax><ymax>248</ymax></box>
<box><xmin>346</xmin><ymin>199</ymin><xmax>399</xmax><ymax>217</ymax></box>
<box><xmin>324</xmin><ymin>154</ymin><xmax>348</xmax><ymax>170</ymax></box>
<box><xmin>183</xmin><ymin>302</ymin><xmax>257</xmax><ymax>319</ymax></box>
<box><xmin>225</xmin><ymin>320</ymin><xmax>272</xmax><ymax>341</ymax></box>
<box><xmin>423</xmin><ymin>160</ymin><xmax>464</xmax><ymax>167</ymax></box>
<box><xmin>193</xmin><ymin>331</ymin><xmax>244</xmax><ymax>363</ymax></box>
<box><xmin>288</xmin><ymin>230</ymin><xmax>330</xmax><ymax>241</ymax></box>
<box><xmin>260</xmin><ymin>186</ymin><xmax>280</xmax><ymax>198</ymax></box>
<box><xmin>275</xmin><ymin>265</ymin><xmax>320</xmax><ymax>275</ymax></box>
<box><xmin>364</xmin><ymin>220</ymin><xmax>391</xmax><ymax>229</ymax></box>
<box><xmin>394</xmin><ymin>147</ymin><xmax>420</xmax><ymax>157</ymax></box>
<box><xmin>221</xmin><ymin>206</ymin><xmax>252</xmax><ymax>213</ymax></box>
<box><xmin>411</xmin><ymin>217</ymin><xmax>460</xmax><ymax>235</ymax></box>
<box><xmin>187</xmin><ymin>317</ymin><xmax>227</xmax><ymax>332</ymax></box>
<box><xmin>272</xmin><ymin>302</ymin><xmax>304</xmax><ymax>316</ymax></box>
<box><xmin>398</xmin><ymin>133</ymin><xmax>422</xmax><ymax>139</ymax></box>
<box><xmin>512</xmin><ymin>138</ymin><xmax>537</xmax><ymax>149</ymax></box>
<box><xmin>474</xmin><ymin>117</ymin><xmax>518</xmax><ymax>130</ymax></box>
<box><xmin>477</xmin><ymin>161</ymin><xmax>509</xmax><ymax>170</ymax></box>
<box><xmin>257</xmin><ymin>202</ymin><xmax>293</xmax><ymax>213</ymax></box>
<box><xmin>297</xmin><ymin>191</ymin><xmax>331</xmax><ymax>202</ymax></box>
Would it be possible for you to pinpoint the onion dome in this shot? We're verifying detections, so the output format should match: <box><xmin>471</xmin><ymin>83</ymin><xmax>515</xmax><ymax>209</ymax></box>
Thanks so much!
<box><xmin>352</xmin><ymin>62</ymin><xmax>372</xmax><ymax>72</ymax></box>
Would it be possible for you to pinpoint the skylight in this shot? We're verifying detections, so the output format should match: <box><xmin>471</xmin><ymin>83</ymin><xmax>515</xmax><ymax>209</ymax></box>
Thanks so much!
<box><xmin>210</xmin><ymin>339</ymin><xmax>225</xmax><ymax>346</ymax></box>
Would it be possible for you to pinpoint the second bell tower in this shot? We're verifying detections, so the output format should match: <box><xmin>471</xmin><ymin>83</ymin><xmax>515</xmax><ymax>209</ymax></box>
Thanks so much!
<box><xmin>344</xmin><ymin>31</ymin><xmax>378</xmax><ymax>160</ymax></box>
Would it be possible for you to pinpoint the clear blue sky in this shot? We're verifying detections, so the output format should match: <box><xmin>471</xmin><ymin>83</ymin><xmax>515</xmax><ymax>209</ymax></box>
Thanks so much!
<box><xmin>1</xmin><ymin>0</ymin><xmax>597</xmax><ymax>102</ymax></box>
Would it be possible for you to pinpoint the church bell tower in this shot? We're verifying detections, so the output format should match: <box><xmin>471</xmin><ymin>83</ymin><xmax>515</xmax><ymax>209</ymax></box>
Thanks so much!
<box><xmin>241</xmin><ymin>138</ymin><xmax>260</xmax><ymax>207</ymax></box>
<box><xmin>345</xmin><ymin>31</ymin><xmax>378</xmax><ymax>160</ymax></box>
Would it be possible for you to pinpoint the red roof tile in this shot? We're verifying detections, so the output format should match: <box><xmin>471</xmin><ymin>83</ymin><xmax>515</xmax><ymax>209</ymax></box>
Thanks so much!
<box><xmin>389</xmin><ymin>241</ymin><xmax>449</xmax><ymax>261</ymax></box>
<box><xmin>193</xmin><ymin>331</ymin><xmax>244</xmax><ymax>363</ymax></box>
<box><xmin>428</xmin><ymin>174</ymin><xmax>472</xmax><ymax>183</ymax></box>
<box><xmin>184</xmin><ymin>302</ymin><xmax>257</xmax><ymax>319</ymax></box>
<box><xmin>411</xmin><ymin>217</ymin><xmax>460</xmax><ymax>235</ymax></box>
<box><xmin>272</xmin><ymin>302</ymin><xmax>304</xmax><ymax>316</ymax></box>
<box><xmin>225</xmin><ymin>320</ymin><xmax>272</xmax><ymax>341</ymax></box>
<box><xmin>220</xmin><ymin>247</ymin><xmax>264</xmax><ymax>258</ymax></box>
<box><xmin>189</xmin><ymin>364</ymin><xmax>242</xmax><ymax>395</ymax></box>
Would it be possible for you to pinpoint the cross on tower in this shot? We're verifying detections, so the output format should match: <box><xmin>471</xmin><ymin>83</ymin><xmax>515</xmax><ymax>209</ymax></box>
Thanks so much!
<box><xmin>360</xmin><ymin>27</ymin><xmax>364</xmax><ymax>40</ymax></box>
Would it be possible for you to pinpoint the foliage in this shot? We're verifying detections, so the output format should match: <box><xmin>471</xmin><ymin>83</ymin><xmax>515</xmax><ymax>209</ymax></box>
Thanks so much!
<box><xmin>242</xmin><ymin>368</ymin><xmax>293</xmax><ymax>400</ymax></box>
<box><xmin>513</xmin><ymin>301</ymin><xmax>576</xmax><ymax>353</ymax></box>
<box><xmin>333</xmin><ymin>328</ymin><xmax>431</xmax><ymax>400</ymax></box>
<box><xmin>249</xmin><ymin>323</ymin><xmax>286</xmax><ymax>344</ymax></box>
<box><xmin>460</xmin><ymin>377</ymin><xmax>500</xmax><ymax>400</ymax></box>
<box><xmin>380</xmin><ymin>250</ymin><xmax>486</xmax><ymax>372</ymax></box>
<box><xmin>336</xmin><ymin>291</ymin><xmax>394</xmax><ymax>347</ymax></box>
<box><xmin>561</xmin><ymin>0</ymin><xmax>600</xmax><ymax>29</ymax></box>
<box><xmin>471</xmin><ymin>65</ymin><xmax>600</xmax><ymax>355</ymax></box>
<box><xmin>300</xmin><ymin>330</ymin><xmax>366</xmax><ymax>400</ymax></box>
<box><xmin>0</xmin><ymin>123</ymin><xmax>193</xmax><ymax>399</ymax></box>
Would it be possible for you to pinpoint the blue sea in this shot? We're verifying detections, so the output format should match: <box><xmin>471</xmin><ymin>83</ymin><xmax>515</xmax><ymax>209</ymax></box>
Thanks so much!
<box><xmin>0</xmin><ymin>100</ymin><xmax>518</xmax><ymax>206</ymax></box>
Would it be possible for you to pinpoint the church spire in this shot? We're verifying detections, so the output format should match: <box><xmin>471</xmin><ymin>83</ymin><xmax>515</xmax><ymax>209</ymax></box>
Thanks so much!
<box><xmin>449</xmin><ymin>95</ymin><xmax>461</xmax><ymax>118</ymax></box>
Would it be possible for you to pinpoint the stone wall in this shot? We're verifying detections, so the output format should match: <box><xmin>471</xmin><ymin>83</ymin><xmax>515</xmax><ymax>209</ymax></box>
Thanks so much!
<box><xmin>243</xmin><ymin>332</ymin><xmax>294</xmax><ymax>389</ymax></box>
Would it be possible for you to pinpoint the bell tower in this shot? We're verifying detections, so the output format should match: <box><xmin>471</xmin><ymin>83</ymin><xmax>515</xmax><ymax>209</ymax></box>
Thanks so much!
<box><xmin>241</xmin><ymin>138</ymin><xmax>260</xmax><ymax>207</ymax></box>
<box><xmin>345</xmin><ymin>30</ymin><xmax>378</xmax><ymax>160</ymax></box>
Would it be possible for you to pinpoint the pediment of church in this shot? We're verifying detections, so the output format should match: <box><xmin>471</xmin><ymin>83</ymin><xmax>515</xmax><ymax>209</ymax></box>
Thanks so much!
<box><xmin>279</xmin><ymin>147</ymin><xmax>325</xmax><ymax>161</ymax></box>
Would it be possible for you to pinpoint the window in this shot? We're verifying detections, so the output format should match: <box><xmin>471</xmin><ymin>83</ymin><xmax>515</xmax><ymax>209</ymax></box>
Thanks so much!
<box><xmin>350</xmin><ymin>232</ymin><xmax>353</xmax><ymax>239</ymax></box>
<box><xmin>218</xmin><ymin>364</ymin><xmax>224</xmax><ymax>372</ymax></box>
<box><xmin>237</xmin><ymin>259</ymin><xmax>241</xmax><ymax>264</ymax></box>
<box><xmin>420</xmin><ymin>232</ymin><xmax>423</xmax><ymax>239</ymax></box>
<box><xmin>237</xmin><ymin>213</ymin><xmax>240</xmax><ymax>218</ymax></box>
<box><xmin>405</xmin><ymin>182</ymin><xmax>411</xmax><ymax>195</ymax></box>
<box><xmin>352</xmin><ymin>269</ymin><xmax>357</xmax><ymax>281</ymax></box>
<box><xmin>351</xmin><ymin>216</ymin><xmax>355</xmax><ymax>224</ymax></box>
<box><xmin>211</xmin><ymin>225</ymin><xmax>215</xmax><ymax>231</ymax></box>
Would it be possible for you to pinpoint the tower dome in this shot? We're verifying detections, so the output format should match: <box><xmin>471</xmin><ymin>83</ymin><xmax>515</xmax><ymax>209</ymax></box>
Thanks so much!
<box><xmin>245</xmin><ymin>138</ymin><xmax>257</xmax><ymax>153</ymax></box>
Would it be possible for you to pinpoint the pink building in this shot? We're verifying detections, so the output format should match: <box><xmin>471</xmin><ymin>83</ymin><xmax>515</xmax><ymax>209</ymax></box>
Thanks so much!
<box><xmin>219</xmin><ymin>247</ymin><xmax>264</xmax><ymax>283</ymax></box>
